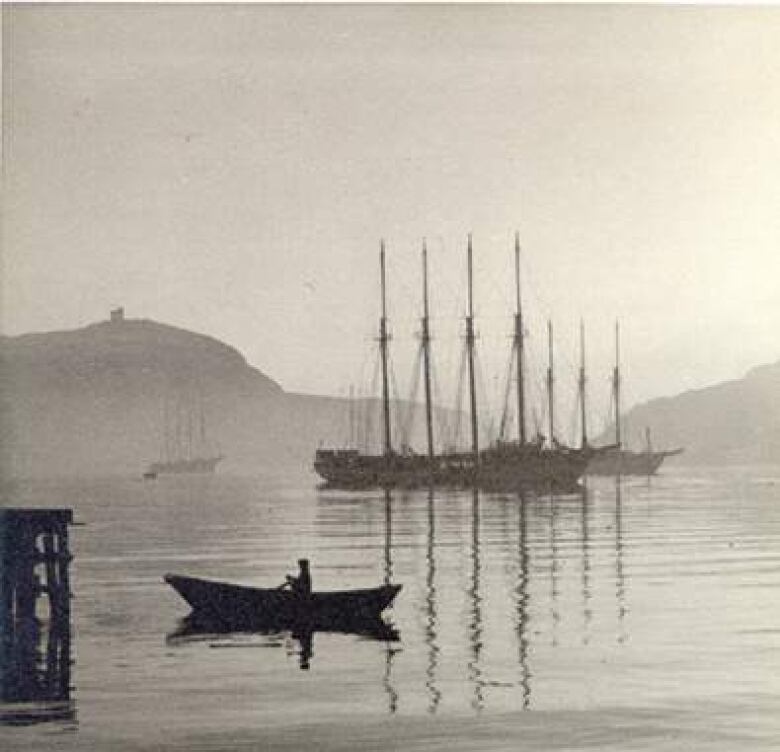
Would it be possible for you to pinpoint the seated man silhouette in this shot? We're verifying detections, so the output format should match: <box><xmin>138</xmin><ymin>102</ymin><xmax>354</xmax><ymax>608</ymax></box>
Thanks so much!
<box><xmin>282</xmin><ymin>559</ymin><xmax>312</xmax><ymax>596</ymax></box>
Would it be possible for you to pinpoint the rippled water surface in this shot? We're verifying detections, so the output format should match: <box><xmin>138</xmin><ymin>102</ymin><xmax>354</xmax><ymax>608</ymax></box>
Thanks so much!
<box><xmin>2</xmin><ymin>467</ymin><xmax>779</xmax><ymax>750</ymax></box>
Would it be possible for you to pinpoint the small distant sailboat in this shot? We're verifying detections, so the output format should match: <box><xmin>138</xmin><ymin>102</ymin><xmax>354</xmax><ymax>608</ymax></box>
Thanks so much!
<box><xmin>586</xmin><ymin>322</ymin><xmax>682</xmax><ymax>477</ymax></box>
<box><xmin>144</xmin><ymin>386</ymin><xmax>223</xmax><ymax>477</ymax></box>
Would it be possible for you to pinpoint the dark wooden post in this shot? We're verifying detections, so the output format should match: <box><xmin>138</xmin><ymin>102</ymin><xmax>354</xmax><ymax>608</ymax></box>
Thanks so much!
<box><xmin>0</xmin><ymin>508</ymin><xmax>74</xmax><ymax>710</ymax></box>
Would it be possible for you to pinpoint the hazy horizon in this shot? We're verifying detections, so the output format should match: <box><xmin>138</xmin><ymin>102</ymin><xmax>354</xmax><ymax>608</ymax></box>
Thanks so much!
<box><xmin>4</xmin><ymin>4</ymin><xmax>780</xmax><ymax>411</ymax></box>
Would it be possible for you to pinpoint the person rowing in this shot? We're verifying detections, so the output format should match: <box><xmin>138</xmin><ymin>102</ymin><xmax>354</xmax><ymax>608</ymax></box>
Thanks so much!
<box><xmin>280</xmin><ymin>558</ymin><xmax>312</xmax><ymax>596</ymax></box>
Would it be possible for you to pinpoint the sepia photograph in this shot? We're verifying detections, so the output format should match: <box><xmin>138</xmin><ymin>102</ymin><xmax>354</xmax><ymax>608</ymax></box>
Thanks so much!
<box><xmin>1</xmin><ymin>3</ymin><xmax>779</xmax><ymax>749</ymax></box>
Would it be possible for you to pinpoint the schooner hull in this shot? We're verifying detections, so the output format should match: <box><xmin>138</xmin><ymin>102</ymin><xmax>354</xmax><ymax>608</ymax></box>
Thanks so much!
<box><xmin>586</xmin><ymin>448</ymin><xmax>682</xmax><ymax>477</ymax></box>
<box><xmin>314</xmin><ymin>444</ymin><xmax>592</xmax><ymax>493</ymax></box>
<box><xmin>478</xmin><ymin>444</ymin><xmax>590</xmax><ymax>492</ymax></box>
<box><xmin>147</xmin><ymin>456</ymin><xmax>224</xmax><ymax>475</ymax></box>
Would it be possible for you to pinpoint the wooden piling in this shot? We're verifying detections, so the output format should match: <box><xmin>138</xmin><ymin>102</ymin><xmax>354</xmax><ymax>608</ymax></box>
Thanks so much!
<box><xmin>0</xmin><ymin>508</ymin><xmax>73</xmax><ymax>708</ymax></box>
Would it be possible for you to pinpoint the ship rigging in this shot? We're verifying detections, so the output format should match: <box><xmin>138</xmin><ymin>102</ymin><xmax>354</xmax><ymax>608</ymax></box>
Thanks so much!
<box><xmin>314</xmin><ymin>234</ymin><xmax>600</xmax><ymax>491</ymax></box>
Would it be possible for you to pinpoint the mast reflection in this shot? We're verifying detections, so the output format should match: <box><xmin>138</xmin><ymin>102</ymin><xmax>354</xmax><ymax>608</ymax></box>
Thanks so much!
<box><xmin>384</xmin><ymin>489</ymin><xmax>393</xmax><ymax>586</ymax></box>
<box><xmin>467</xmin><ymin>487</ymin><xmax>484</xmax><ymax>711</ymax></box>
<box><xmin>615</xmin><ymin>477</ymin><xmax>627</xmax><ymax>644</ymax></box>
<box><xmin>424</xmin><ymin>489</ymin><xmax>441</xmax><ymax>713</ymax></box>
<box><xmin>581</xmin><ymin>484</ymin><xmax>592</xmax><ymax>645</ymax></box>
<box><xmin>549</xmin><ymin>490</ymin><xmax>560</xmax><ymax>646</ymax></box>
<box><xmin>515</xmin><ymin>492</ymin><xmax>531</xmax><ymax>709</ymax></box>
<box><xmin>382</xmin><ymin>489</ymin><xmax>398</xmax><ymax>713</ymax></box>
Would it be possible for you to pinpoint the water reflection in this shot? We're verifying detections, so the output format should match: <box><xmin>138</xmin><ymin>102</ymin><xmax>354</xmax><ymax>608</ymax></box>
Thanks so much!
<box><xmin>581</xmin><ymin>485</ymin><xmax>592</xmax><ymax>646</ymax></box>
<box><xmin>384</xmin><ymin>490</ymin><xmax>393</xmax><ymax>586</ymax></box>
<box><xmin>296</xmin><ymin>627</ymin><xmax>313</xmax><ymax>669</ymax></box>
<box><xmin>0</xmin><ymin>619</ymin><xmax>75</xmax><ymax>726</ymax></box>
<box><xmin>313</xmin><ymin>480</ymin><xmax>633</xmax><ymax>714</ymax></box>
<box><xmin>168</xmin><ymin>615</ymin><xmax>399</xmax><ymax>671</ymax></box>
<box><xmin>0</xmin><ymin>509</ymin><xmax>76</xmax><ymax>726</ymax></box>
<box><xmin>424</xmin><ymin>489</ymin><xmax>441</xmax><ymax>713</ymax></box>
<box><xmin>615</xmin><ymin>477</ymin><xmax>627</xmax><ymax>644</ymax></box>
<box><xmin>382</xmin><ymin>489</ymin><xmax>398</xmax><ymax>713</ymax></box>
<box><xmin>467</xmin><ymin>488</ymin><xmax>484</xmax><ymax>711</ymax></box>
<box><xmin>10</xmin><ymin>472</ymin><xmax>775</xmax><ymax>738</ymax></box>
<box><xmin>515</xmin><ymin>493</ymin><xmax>531</xmax><ymax>709</ymax></box>
<box><xmin>548</xmin><ymin>491</ymin><xmax>561</xmax><ymax>647</ymax></box>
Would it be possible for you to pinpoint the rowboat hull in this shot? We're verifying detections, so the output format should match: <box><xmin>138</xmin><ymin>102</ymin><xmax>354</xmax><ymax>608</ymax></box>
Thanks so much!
<box><xmin>164</xmin><ymin>574</ymin><xmax>401</xmax><ymax>629</ymax></box>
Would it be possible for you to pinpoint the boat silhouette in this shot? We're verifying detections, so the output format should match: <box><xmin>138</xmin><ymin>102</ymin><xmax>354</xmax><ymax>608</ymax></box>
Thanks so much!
<box><xmin>164</xmin><ymin>572</ymin><xmax>401</xmax><ymax>631</ymax></box>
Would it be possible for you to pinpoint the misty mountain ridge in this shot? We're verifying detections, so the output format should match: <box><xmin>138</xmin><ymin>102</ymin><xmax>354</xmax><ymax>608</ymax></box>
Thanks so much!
<box><xmin>3</xmin><ymin>316</ymin><xmax>282</xmax><ymax>397</ymax></box>
<box><xmin>1</xmin><ymin>312</ymin><xmax>778</xmax><ymax>477</ymax></box>
<box><xmin>1</xmin><ymin>313</ymin><xmax>326</xmax><ymax>477</ymax></box>
<box><xmin>0</xmin><ymin>312</ymin><xmax>447</xmax><ymax>478</ymax></box>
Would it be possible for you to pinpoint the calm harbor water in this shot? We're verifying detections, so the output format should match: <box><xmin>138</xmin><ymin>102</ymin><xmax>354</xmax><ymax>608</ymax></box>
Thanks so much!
<box><xmin>1</xmin><ymin>466</ymin><xmax>779</xmax><ymax>750</ymax></box>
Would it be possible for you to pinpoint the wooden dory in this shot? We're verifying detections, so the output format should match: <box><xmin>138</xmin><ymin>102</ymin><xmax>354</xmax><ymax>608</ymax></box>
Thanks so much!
<box><xmin>164</xmin><ymin>573</ymin><xmax>401</xmax><ymax>629</ymax></box>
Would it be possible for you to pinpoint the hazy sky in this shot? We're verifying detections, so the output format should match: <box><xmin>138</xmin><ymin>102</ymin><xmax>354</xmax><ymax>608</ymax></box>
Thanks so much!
<box><xmin>4</xmin><ymin>4</ymin><xmax>780</xmax><ymax>427</ymax></box>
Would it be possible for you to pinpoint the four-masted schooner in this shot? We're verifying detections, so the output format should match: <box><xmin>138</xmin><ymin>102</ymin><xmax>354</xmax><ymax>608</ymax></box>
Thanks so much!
<box><xmin>144</xmin><ymin>388</ymin><xmax>224</xmax><ymax>478</ymax></box>
<box><xmin>314</xmin><ymin>234</ymin><xmax>601</xmax><ymax>492</ymax></box>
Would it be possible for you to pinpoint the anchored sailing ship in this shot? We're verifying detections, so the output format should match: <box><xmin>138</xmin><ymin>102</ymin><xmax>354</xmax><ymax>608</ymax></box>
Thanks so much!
<box><xmin>144</xmin><ymin>387</ymin><xmax>223</xmax><ymax>477</ymax></box>
<box><xmin>314</xmin><ymin>235</ymin><xmax>598</xmax><ymax>492</ymax></box>
<box><xmin>585</xmin><ymin>323</ymin><xmax>682</xmax><ymax>476</ymax></box>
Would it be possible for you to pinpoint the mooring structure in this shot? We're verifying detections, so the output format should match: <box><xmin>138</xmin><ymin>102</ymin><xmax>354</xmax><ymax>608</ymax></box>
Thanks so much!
<box><xmin>0</xmin><ymin>508</ymin><xmax>74</xmax><ymax>717</ymax></box>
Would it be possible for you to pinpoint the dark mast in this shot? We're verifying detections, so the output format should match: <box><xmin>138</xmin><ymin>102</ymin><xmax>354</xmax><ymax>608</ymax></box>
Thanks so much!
<box><xmin>579</xmin><ymin>319</ymin><xmax>588</xmax><ymax>448</ymax></box>
<box><xmin>547</xmin><ymin>320</ymin><xmax>555</xmax><ymax>447</ymax></box>
<box><xmin>421</xmin><ymin>240</ymin><xmax>435</xmax><ymax>462</ymax></box>
<box><xmin>380</xmin><ymin>241</ymin><xmax>392</xmax><ymax>458</ymax></box>
<box><xmin>466</xmin><ymin>234</ymin><xmax>479</xmax><ymax>461</ymax></box>
<box><xmin>514</xmin><ymin>232</ymin><xmax>526</xmax><ymax>445</ymax></box>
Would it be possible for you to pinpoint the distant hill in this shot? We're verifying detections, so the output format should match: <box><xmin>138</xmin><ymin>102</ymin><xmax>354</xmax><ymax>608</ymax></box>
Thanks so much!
<box><xmin>0</xmin><ymin>313</ymin><xmax>357</xmax><ymax>478</ymax></box>
<box><xmin>2</xmin><ymin>312</ymin><xmax>778</xmax><ymax>477</ymax></box>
